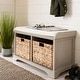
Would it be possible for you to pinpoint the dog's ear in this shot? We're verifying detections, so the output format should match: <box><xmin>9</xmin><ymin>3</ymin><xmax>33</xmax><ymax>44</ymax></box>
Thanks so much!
<box><xmin>71</xmin><ymin>64</ymin><xmax>79</xmax><ymax>69</ymax></box>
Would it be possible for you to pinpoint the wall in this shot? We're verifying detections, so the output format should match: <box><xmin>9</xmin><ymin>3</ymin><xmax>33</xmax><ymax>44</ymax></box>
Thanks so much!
<box><xmin>0</xmin><ymin>0</ymin><xmax>15</xmax><ymax>16</ymax></box>
<box><xmin>15</xmin><ymin>0</ymin><xmax>28</xmax><ymax>26</ymax></box>
<box><xmin>16</xmin><ymin>0</ymin><xmax>80</xmax><ymax>64</ymax></box>
<box><xmin>27</xmin><ymin>0</ymin><xmax>75</xmax><ymax>27</ymax></box>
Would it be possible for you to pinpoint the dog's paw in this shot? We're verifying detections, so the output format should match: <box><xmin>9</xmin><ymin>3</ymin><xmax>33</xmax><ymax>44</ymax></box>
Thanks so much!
<box><xmin>65</xmin><ymin>75</ymin><xmax>71</xmax><ymax>80</ymax></box>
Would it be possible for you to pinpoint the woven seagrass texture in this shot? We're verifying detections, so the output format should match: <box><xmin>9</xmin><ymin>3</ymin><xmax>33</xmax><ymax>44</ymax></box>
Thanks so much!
<box><xmin>16</xmin><ymin>37</ymin><xmax>30</xmax><ymax>60</ymax></box>
<box><xmin>0</xmin><ymin>57</ymin><xmax>45</xmax><ymax>80</ymax></box>
<box><xmin>33</xmin><ymin>41</ymin><xmax>53</xmax><ymax>69</ymax></box>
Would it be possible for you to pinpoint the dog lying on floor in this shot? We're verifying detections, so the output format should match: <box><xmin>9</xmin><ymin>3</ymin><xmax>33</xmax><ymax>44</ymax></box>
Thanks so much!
<box><xmin>65</xmin><ymin>64</ymin><xmax>80</xmax><ymax>80</ymax></box>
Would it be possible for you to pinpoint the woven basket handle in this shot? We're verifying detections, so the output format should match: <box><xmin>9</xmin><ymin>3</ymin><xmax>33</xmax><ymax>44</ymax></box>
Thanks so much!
<box><xmin>21</xmin><ymin>38</ymin><xmax>24</xmax><ymax>42</ymax></box>
<box><xmin>39</xmin><ymin>42</ymin><xmax>44</xmax><ymax>47</ymax></box>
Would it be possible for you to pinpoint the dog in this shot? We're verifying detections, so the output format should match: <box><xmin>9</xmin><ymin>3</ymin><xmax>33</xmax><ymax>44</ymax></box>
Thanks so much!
<box><xmin>65</xmin><ymin>64</ymin><xmax>80</xmax><ymax>80</ymax></box>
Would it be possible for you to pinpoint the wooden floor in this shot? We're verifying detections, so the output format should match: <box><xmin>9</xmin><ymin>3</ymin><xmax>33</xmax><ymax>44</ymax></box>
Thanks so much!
<box><xmin>0</xmin><ymin>54</ymin><xmax>67</xmax><ymax>80</ymax></box>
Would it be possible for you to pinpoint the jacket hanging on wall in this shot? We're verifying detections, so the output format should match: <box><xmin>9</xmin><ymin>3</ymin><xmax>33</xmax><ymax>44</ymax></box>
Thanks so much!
<box><xmin>50</xmin><ymin>0</ymin><xmax>67</xmax><ymax>17</ymax></box>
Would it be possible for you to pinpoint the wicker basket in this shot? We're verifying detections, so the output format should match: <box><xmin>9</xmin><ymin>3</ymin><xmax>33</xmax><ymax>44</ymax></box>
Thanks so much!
<box><xmin>33</xmin><ymin>37</ymin><xmax>53</xmax><ymax>70</ymax></box>
<box><xmin>16</xmin><ymin>34</ymin><xmax>30</xmax><ymax>60</ymax></box>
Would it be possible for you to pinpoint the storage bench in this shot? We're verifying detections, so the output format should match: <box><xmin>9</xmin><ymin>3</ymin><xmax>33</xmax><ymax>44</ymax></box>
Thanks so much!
<box><xmin>14</xmin><ymin>27</ymin><xmax>76</xmax><ymax>79</ymax></box>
